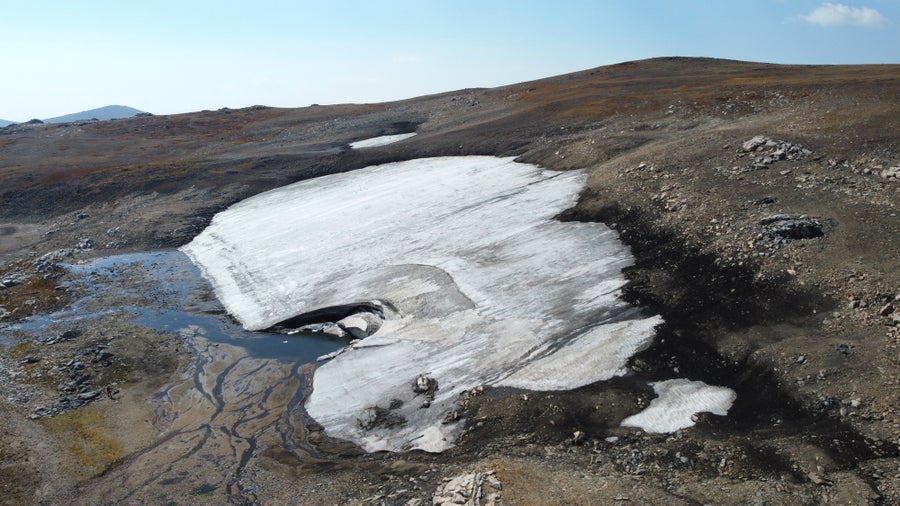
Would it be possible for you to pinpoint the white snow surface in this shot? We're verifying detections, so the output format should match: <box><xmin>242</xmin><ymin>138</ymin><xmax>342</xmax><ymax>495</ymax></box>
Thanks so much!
<box><xmin>349</xmin><ymin>133</ymin><xmax>417</xmax><ymax>149</ymax></box>
<box><xmin>620</xmin><ymin>379</ymin><xmax>737</xmax><ymax>433</ymax></box>
<box><xmin>181</xmin><ymin>155</ymin><xmax>661</xmax><ymax>452</ymax></box>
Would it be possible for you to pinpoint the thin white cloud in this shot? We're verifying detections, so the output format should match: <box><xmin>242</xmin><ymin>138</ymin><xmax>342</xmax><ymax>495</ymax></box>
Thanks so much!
<box><xmin>801</xmin><ymin>3</ymin><xmax>888</xmax><ymax>28</ymax></box>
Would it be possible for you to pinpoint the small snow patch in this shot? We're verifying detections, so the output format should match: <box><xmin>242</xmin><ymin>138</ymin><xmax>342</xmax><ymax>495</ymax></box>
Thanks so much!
<box><xmin>349</xmin><ymin>133</ymin><xmax>416</xmax><ymax>149</ymax></box>
<box><xmin>621</xmin><ymin>379</ymin><xmax>736</xmax><ymax>433</ymax></box>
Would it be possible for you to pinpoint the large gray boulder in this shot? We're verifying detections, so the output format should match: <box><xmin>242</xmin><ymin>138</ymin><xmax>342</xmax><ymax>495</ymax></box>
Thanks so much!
<box><xmin>742</xmin><ymin>135</ymin><xmax>770</xmax><ymax>152</ymax></box>
<box><xmin>337</xmin><ymin>311</ymin><xmax>383</xmax><ymax>339</ymax></box>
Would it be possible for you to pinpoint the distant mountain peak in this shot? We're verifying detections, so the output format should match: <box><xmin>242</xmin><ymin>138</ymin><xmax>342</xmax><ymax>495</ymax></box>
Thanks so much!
<box><xmin>42</xmin><ymin>105</ymin><xmax>146</xmax><ymax>124</ymax></box>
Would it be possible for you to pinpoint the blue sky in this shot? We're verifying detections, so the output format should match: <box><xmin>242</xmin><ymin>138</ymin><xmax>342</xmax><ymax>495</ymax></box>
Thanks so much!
<box><xmin>1</xmin><ymin>1</ymin><xmax>898</xmax><ymax>121</ymax></box>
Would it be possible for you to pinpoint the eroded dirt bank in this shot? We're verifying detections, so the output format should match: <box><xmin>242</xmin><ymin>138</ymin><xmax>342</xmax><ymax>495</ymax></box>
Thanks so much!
<box><xmin>1</xmin><ymin>58</ymin><xmax>898</xmax><ymax>504</ymax></box>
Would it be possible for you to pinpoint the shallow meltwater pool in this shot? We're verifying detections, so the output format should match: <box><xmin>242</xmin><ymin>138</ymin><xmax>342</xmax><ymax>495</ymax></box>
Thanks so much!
<box><xmin>1</xmin><ymin>250</ymin><xmax>344</xmax><ymax>363</ymax></box>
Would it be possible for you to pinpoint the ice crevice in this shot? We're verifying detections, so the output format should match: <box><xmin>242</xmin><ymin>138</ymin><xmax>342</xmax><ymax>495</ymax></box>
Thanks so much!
<box><xmin>180</xmin><ymin>155</ymin><xmax>717</xmax><ymax>453</ymax></box>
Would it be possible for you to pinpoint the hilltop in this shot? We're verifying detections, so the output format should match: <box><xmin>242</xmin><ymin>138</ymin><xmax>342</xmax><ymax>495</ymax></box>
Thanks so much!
<box><xmin>42</xmin><ymin>104</ymin><xmax>146</xmax><ymax>124</ymax></box>
<box><xmin>0</xmin><ymin>57</ymin><xmax>898</xmax><ymax>505</ymax></box>
<box><xmin>0</xmin><ymin>105</ymin><xmax>146</xmax><ymax>128</ymax></box>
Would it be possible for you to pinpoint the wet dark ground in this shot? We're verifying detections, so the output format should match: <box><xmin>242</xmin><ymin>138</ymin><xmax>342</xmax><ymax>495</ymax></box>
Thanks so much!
<box><xmin>1</xmin><ymin>250</ymin><xmax>344</xmax><ymax>363</ymax></box>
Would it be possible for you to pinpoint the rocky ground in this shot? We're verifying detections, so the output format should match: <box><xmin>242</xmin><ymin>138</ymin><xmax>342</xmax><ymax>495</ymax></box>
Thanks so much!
<box><xmin>1</xmin><ymin>57</ymin><xmax>898</xmax><ymax>504</ymax></box>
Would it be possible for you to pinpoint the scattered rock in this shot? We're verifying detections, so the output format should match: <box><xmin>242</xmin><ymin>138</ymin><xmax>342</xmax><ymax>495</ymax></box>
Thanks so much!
<box><xmin>759</xmin><ymin>214</ymin><xmax>824</xmax><ymax>243</ymax></box>
<box><xmin>880</xmin><ymin>166</ymin><xmax>900</xmax><ymax>180</ymax></box>
<box><xmin>742</xmin><ymin>135</ymin><xmax>769</xmax><ymax>152</ymax></box>
<box><xmin>0</xmin><ymin>272</ymin><xmax>29</xmax><ymax>289</ymax></box>
<box><xmin>295</xmin><ymin>322</ymin><xmax>327</xmax><ymax>333</ymax></box>
<box><xmin>33</xmin><ymin>249</ymin><xmax>76</xmax><ymax>272</ymax></box>
<box><xmin>432</xmin><ymin>472</ymin><xmax>502</xmax><ymax>506</ymax></box>
<box><xmin>879</xmin><ymin>303</ymin><xmax>894</xmax><ymax>317</ymax></box>
<box><xmin>38</xmin><ymin>330</ymin><xmax>80</xmax><ymax>345</ymax></box>
<box><xmin>30</xmin><ymin>386</ymin><xmax>104</xmax><ymax>418</ymax></box>
<box><xmin>441</xmin><ymin>410</ymin><xmax>460</xmax><ymax>425</ymax></box>
<box><xmin>572</xmin><ymin>430</ymin><xmax>586</xmax><ymax>445</ymax></box>
<box><xmin>358</xmin><ymin>405</ymin><xmax>407</xmax><ymax>430</ymax></box>
<box><xmin>413</xmin><ymin>375</ymin><xmax>438</xmax><ymax>397</ymax></box>
<box><xmin>835</xmin><ymin>343</ymin><xmax>854</xmax><ymax>356</ymax></box>
<box><xmin>740</xmin><ymin>136</ymin><xmax>812</xmax><ymax>170</ymax></box>
<box><xmin>94</xmin><ymin>349</ymin><xmax>114</xmax><ymax>366</ymax></box>
<box><xmin>808</xmin><ymin>472</ymin><xmax>833</xmax><ymax>486</ymax></box>
<box><xmin>77</xmin><ymin>390</ymin><xmax>100</xmax><ymax>401</ymax></box>
<box><xmin>321</xmin><ymin>323</ymin><xmax>348</xmax><ymax>338</ymax></box>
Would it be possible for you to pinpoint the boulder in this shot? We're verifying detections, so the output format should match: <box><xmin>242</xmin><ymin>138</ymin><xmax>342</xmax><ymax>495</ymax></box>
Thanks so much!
<box><xmin>432</xmin><ymin>472</ymin><xmax>502</xmax><ymax>506</ymax></box>
<box><xmin>1</xmin><ymin>271</ymin><xmax>29</xmax><ymax>289</ymax></box>
<box><xmin>321</xmin><ymin>323</ymin><xmax>347</xmax><ymax>338</ymax></box>
<box><xmin>33</xmin><ymin>248</ymin><xmax>76</xmax><ymax>272</ymax></box>
<box><xmin>337</xmin><ymin>311</ymin><xmax>383</xmax><ymax>339</ymax></box>
<box><xmin>413</xmin><ymin>375</ymin><xmax>438</xmax><ymax>396</ymax></box>
<box><xmin>742</xmin><ymin>135</ymin><xmax>770</xmax><ymax>152</ymax></box>
<box><xmin>760</xmin><ymin>215</ymin><xmax>824</xmax><ymax>240</ymax></box>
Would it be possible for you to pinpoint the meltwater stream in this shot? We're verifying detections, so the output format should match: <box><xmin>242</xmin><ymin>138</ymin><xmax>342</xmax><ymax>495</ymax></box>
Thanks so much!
<box><xmin>2</xmin><ymin>250</ymin><xmax>344</xmax><ymax>362</ymax></box>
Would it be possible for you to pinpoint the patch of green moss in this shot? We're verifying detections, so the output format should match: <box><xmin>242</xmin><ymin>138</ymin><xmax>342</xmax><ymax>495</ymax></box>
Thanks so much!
<box><xmin>8</xmin><ymin>341</ymin><xmax>32</xmax><ymax>359</ymax></box>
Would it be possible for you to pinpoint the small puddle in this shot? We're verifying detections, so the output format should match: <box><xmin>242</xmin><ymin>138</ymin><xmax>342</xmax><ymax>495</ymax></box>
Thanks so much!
<box><xmin>1</xmin><ymin>250</ymin><xmax>343</xmax><ymax>362</ymax></box>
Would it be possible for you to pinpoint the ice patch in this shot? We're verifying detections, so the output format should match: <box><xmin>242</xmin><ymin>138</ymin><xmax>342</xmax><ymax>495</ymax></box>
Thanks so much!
<box><xmin>621</xmin><ymin>379</ymin><xmax>736</xmax><ymax>433</ymax></box>
<box><xmin>349</xmin><ymin>133</ymin><xmax>417</xmax><ymax>149</ymax></box>
<box><xmin>181</xmin><ymin>155</ymin><xmax>661</xmax><ymax>452</ymax></box>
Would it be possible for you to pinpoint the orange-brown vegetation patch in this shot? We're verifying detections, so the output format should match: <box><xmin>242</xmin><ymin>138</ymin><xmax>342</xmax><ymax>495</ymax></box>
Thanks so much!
<box><xmin>509</xmin><ymin>58</ymin><xmax>900</xmax><ymax>121</ymax></box>
<box><xmin>43</xmin><ymin>408</ymin><xmax>125</xmax><ymax>480</ymax></box>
